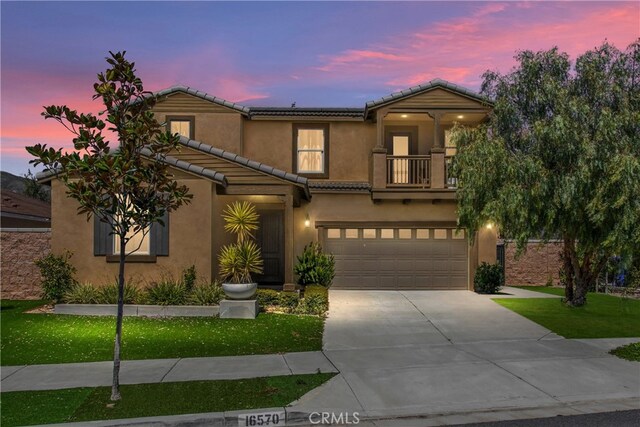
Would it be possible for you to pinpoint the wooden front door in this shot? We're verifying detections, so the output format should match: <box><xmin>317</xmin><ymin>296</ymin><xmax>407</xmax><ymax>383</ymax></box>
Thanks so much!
<box><xmin>255</xmin><ymin>209</ymin><xmax>285</xmax><ymax>285</ymax></box>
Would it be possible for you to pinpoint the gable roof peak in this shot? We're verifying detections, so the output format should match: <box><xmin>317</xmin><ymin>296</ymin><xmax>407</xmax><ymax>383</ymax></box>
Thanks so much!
<box><xmin>365</xmin><ymin>78</ymin><xmax>490</xmax><ymax>114</ymax></box>
<box><xmin>152</xmin><ymin>85</ymin><xmax>251</xmax><ymax>115</ymax></box>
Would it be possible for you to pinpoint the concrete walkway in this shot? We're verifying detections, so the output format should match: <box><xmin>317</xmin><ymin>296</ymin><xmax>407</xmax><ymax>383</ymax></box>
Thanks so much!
<box><xmin>288</xmin><ymin>287</ymin><xmax>640</xmax><ymax>421</ymax></box>
<box><xmin>0</xmin><ymin>351</ymin><xmax>337</xmax><ymax>392</ymax></box>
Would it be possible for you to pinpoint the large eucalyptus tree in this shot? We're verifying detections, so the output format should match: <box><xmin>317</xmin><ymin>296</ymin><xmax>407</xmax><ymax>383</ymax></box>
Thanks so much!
<box><xmin>453</xmin><ymin>40</ymin><xmax>640</xmax><ymax>306</ymax></box>
<box><xmin>27</xmin><ymin>52</ymin><xmax>193</xmax><ymax>400</ymax></box>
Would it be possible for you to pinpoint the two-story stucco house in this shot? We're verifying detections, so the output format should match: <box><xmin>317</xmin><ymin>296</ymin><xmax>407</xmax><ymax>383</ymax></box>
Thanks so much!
<box><xmin>43</xmin><ymin>79</ymin><xmax>498</xmax><ymax>290</ymax></box>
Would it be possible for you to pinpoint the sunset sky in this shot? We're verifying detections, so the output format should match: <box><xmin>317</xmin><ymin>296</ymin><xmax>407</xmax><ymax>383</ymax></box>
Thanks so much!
<box><xmin>1</xmin><ymin>1</ymin><xmax>638</xmax><ymax>175</ymax></box>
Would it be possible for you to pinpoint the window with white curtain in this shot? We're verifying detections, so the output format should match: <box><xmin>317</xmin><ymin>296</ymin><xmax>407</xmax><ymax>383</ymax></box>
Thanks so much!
<box><xmin>167</xmin><ymin>116</ymin><xmax>194</xmax><ymax>139</ymax></box>
<box><xmin>113</xmin><ymin>225</ymin><xmax>150</xmax><ymax>255</ymax></box>
<box><xmin>295</xmin><ymin>125</ymin><xmax>327</xmax><ymax>174</ymax></box>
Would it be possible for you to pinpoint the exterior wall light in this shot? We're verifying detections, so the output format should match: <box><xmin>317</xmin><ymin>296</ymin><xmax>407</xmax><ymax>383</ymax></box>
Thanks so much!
<box><xmin>485</xmin><ymin>222</ymin><xmax>493</xmax><ymax>229</ymax></box>
<box><xmin>401</xmin><ymin>114</ymin><xmax>408</xmax><ymax>118</ymax></box>
<box><xmin>304</xmin><ymin>214</ymin><xmax>311</xmax><ymax>228</ymax></box>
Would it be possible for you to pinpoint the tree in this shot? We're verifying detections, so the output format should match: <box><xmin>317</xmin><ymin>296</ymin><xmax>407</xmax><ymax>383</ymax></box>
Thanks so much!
<box><xmin>26</xmin><ymin>51</ymin><xmax>193</xmax><ymax>400</ymax></box>
<box><xmin>453</xmin><ymin>40</ymin><xmax>640</xmax><ymax>307</ymax></box>
<box><xmin>23</xmin><ymin>170</ymin><xmax>50</xmax><ymax>202</ymax></box>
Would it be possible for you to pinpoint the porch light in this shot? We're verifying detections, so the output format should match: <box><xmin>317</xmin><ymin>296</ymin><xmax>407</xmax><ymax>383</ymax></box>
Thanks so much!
<box><xmin>304</xmin><ymin>214</ymin><xmax>311</xmax><ymax>228</ymax></box>
<box><xmin>401</xmin><ymin>114</ymin><xmax>408</xmax><ymax>118</ymax></box>
<box><xmin>457</xmin><ymin>115</ymin><xmax>464</xmax><ymax>119</ymax></box>
<box><xmin>485</xmin><ymin>222</ymin><xmax>494</xmax><ymax>229</ymax></box>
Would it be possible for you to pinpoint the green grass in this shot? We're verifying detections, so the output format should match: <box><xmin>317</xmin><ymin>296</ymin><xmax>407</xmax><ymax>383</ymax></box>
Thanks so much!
<box><xmin>0</xmin><ymin>374</ymin><xmax>334</xmax><ymax>427</ymax></box>
<box><xmin>493</xmin><ymin>287</ymin><xmax>640</xmax><ymax>338</ymax></box>
<box><xmin>1</xmin><ymin>300</ymin><xmax>324</xmax><ymax>366</ymax></box>
<box><xmin>610</xmin><ymin>342</ymin><xmax>640</xmax><ymax>362</ymax></box>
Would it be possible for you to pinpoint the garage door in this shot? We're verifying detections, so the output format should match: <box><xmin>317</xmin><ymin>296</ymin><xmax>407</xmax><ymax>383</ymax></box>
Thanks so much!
<box><xmin>323</xmin><ymin>227</ymin><xmax>468</xmax><ymax>290</ymax></box>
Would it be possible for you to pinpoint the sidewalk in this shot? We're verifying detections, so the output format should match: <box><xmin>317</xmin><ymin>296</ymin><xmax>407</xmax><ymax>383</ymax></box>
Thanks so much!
<box><xmin>0</xmin><ymin>351</ymin><xmax>337</xmax><ymax>392</ymax></box>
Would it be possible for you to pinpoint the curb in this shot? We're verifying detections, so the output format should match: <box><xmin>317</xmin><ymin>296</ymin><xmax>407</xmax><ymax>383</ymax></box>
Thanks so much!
<box><xmin>33</xmin><ymin>397</ymin><xmax>640</xmax><ymax>426</ymax></box>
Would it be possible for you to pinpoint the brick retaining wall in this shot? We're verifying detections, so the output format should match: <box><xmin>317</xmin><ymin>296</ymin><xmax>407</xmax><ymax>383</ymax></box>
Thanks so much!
<box><xmin>1</xmin><ymin>229</ymin><xmax>50</xmax><ymax>299</ymax></box>
<box><xmin>504</xmin><ymin>241</ymin><xmax>563</xmax><ymax>286</ymax></box>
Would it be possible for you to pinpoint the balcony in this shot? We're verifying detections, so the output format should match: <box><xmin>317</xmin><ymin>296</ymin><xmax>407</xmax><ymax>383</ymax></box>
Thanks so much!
<box><xmin>372</xmin><ymin>151</ymin><xmax>456</xmax><ymax>200</ymax></box>
<box><xmin>386</xmin><ymin>155</ymin><xmax>430</xmax><ymax>187</ymax></box>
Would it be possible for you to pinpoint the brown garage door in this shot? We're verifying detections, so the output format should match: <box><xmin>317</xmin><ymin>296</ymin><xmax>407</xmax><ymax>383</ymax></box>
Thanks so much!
<box><xmin>323</xmin><ymin>227</ymin><xmax>468</xmax><ymax>290</ymax></box>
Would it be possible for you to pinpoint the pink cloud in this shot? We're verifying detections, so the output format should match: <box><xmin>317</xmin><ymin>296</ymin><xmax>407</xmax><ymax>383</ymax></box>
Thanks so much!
<box><xmin>310</xmin><ymin>2</ymin><xmax>639</xmax><ymax>91</ymax></box>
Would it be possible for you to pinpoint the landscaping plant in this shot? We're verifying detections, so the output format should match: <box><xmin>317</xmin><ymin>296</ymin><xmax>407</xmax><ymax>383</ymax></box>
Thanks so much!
<box><xmin>97</xmin><ymin>282</ymin><xmax>142</xmax><ymax>305</ymax></box>
<box><xmin>26</xmin><ymin>52</ymin><xmax>193</xmax><ymax>401</ymax></box>
<box><xmin>181</xmin><ymin>265</ymin><xmax>197</xmax><ymax>293</ymax></box>
<box><xmin>452</xmin><ymin>40</ymin><xmax>640</xmax><ymax>306</ymax></box>
<box><xmin>218</xmin><ymin>201</ymin><xmax>263</xmax><ymax>284</ymax></box>
<box><xmin>294</xmin><ymin>242</ymin><xmax>335</xmax><ymax>287</ymax></box>
<box><xmin>474</xmin><ymin>262</ymin><xmax>504</xmax><ymax>294</ymax></box>
<box><xmin>35</xmin><ymin>251</ymin><xmax>78</xmax><ymax>302</ymax></box>
<box><xmin>146</xmin><ymin>280</ymin><xmax>188</xmax><ymax>306</ymax></box>
<box><xmin>189</xmin><ymin>282</ymin><xmax>225</xmax><ymax>306</ymax></box>
<box><xmin>64</xmin><ymin>283</ymin><xmax>100</xmax><ymax>304</ymax></box>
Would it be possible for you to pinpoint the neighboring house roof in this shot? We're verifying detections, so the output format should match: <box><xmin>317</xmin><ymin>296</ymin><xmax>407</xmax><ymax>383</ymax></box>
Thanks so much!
<box><xmin>0</xmin><ymin>191</ymin><xmax>51</xmax><ymax>227</ymax></box>
<box><xmin>152</xmin><ymin>85</ymin><xmax>251</xmax><ymax>116</ymax></box>
<box><xmin>308</xmin><ymin>181</ymin><xmax>371</xmax><ymax>193</ymax></box>
<box><xmin>364</xmin><ymin>78</ymin><xmax>491</xmax><ymax>115</ymax></box>
<box><xmin>177</xmin><ymin>136</ymin><xmax>311</xmax><ymax>200</ymax></box>
<box><xmin>249</xmin><ymin>107</ymin><xmax>364</xmax><ymax>119</ymax></box>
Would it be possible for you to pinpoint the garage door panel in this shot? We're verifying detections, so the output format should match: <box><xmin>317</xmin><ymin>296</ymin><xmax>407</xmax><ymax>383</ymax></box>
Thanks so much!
<box><xmin>325</xmin><ymin>227</ymin><xmax>468</xmax><ymax>290</ymax></box>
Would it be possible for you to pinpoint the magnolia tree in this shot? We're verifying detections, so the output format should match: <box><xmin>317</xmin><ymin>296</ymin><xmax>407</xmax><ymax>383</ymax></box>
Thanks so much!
<box><xmin>27</xmin><ymin>52</ymin><xmax>192</xmax><ymax>400</ymax></box>
<box><xmin>453</xmin><ymin>40</ymin><xmax>640</xmax><ymax>306</ymax></box>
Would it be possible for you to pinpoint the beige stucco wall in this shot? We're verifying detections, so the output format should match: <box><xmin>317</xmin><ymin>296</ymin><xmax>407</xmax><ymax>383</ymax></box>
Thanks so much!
<box><xmin>155</xmin><ymin>112</ymin><xmax>243</xmax><ymax>154</ymax></box>
<box><xmin>243</xmin><ymin>121</ymin><xmax>292</xmax><ymax>171</ymax></box>
<box><xmin>50</xmin><ymin>179</ymin><xmax>214</xmax><ymax>286</ymax></box>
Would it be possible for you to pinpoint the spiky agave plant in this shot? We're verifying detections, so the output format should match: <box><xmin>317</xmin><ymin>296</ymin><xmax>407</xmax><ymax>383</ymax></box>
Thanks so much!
<box><xmin>219</xmin><ymin>202</ymin><xmax>263</xmax><ymax>283</ymax></box>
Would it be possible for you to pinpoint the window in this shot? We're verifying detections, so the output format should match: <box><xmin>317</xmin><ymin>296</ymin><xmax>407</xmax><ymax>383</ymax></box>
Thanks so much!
<box><xmin>363</xmin><ymin>229</ymin><xmax>377</xmax><ymax>239</ymax></box>
<box><xmin>416</xmin><ymin>229</ymin><xmax>430</xmax><ymax>239</ymax></box>
<box><xmin>452</xmin><ymin>230</ymin><xmax>465</xmax><ymax>240</ymax></box>
<box><xmin>167</xmin><ymin>116</ymin><xmax>195</xmax><ymax>139</ymax></box>
<box><xmin>398</xmin><ymin>229</ymin><xmax>412</xmax><ymax>239</ymax></box>
<box><xmin>113</xmin><ymin>226</ymin><xmax>150</xmax><ymax>255</ymax></box>
<box><xmin>327</xmin><ymin>229</ymin><xmax>341</xmax><ymax>239</ymax></box>
<box><xmin>345</xmin><ymin>229</ymin><xmax>358</xmax><ymax>239</ymax></box>
<box><xmin>380</xmin><ymin>229</ymin><xmax>394</xmax><ymax>239</ymax></box>
<box><xmin>294</xmin><ymin>124</ymin><xmax>328</xmax><ymax>176</ymax></box>
<box><xmin>434</xmin><ymin>229</ymin><xmax>448</xmax><ymax>239</ymax></box>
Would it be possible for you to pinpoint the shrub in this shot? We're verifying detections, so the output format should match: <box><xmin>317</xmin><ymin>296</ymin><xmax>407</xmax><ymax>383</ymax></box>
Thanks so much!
<box><xmin>34</xmin><ymin>251</ymin><xmax>77</xmax><ymax>302</ymax></box>
<box><xmin>256</xmin><ymin>289</ymin><xmax>281</xmax><ymax>307</ymax></box>
<box><xmin>146</xmin><ymin>280</ymin><xmax>188</xmax><ymax>305</ymax></box>
<box><xmin>278</xmin><ymin>291</ymin><xmax>300</xmax><ymax>312</ymax></box>
<box><xmin>304</xmin><ymin>284</ymin><xmax>329</xmax><ymax>299</ymax></box>
<box><xmin>295</xmin><ymin>294</ymin><xmax>329</xmax><ymax>316</ymax></box>
<box><xmin>294</xmin><ymin>242</ymin><xmax>335</xmax><ymax>287</ymax></box>
<box><xmin>189</xmin><ymin>281</ymin><xmax>225</xmax><ymax>306</ymax></box>
<box><xmin>181</xmin><ymin>265</ymin><xmax>197</xmax><ymax>293</ymax></box>
<box><xmin>97</xmin><ymin>281</ymin><xmax>142</xmax><ymax>304</ymax></box>
<box><xmin>63</xmin><ymin>283</ymin><xmax>100</xmax><ymax>304</ymax></box>
<box><xmin>474</xmin><ymin>262</ymin><xmax>504</xmax><ymax>294</ymax></box>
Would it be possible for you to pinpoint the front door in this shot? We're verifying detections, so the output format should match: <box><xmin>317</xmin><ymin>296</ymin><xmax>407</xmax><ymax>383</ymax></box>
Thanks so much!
<box><xmin>255</xmin><ymin>209</ymin><xmax>285</xmax><ymax>285</ymax></box>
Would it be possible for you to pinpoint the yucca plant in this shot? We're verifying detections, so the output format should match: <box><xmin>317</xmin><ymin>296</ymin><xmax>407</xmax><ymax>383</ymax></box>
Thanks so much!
<box><xmin>218</xmin><ymin>201</ymin><xmax>263</xmax><ymax>284</ymax></box>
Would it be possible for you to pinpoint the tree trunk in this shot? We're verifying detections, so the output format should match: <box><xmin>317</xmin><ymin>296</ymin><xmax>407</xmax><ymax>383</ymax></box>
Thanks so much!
<box><xmin>562</xmin><ymin>236</ymin><xmax>576</xmax><ymax>303</ymax></box>
<box><xmin>111</xmin><ymin>235</ymin><xmax>126</xmax><ymax>401</ymax></box>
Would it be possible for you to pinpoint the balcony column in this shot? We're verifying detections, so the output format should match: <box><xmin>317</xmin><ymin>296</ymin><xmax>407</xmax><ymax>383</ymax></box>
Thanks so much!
<box><xmin>372</xmin><ymin>108</ymin><xmax>389</xmax><ymax>190</ymax></box>
<box><xmin>428</xmin><ymin>111</ymin><xmax>445</xmax><ymax>188</ymax></box>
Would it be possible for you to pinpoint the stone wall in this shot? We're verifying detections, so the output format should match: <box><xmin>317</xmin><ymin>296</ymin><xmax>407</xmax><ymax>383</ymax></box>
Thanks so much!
<box><xmin>1</xmin><ymin>229</ymin><xmax>51</xmax><ymax>299</ymax></box>
<box><xmin>504</xmin><ymin>241</ymin><xmax>563</xmax><ymax>286</ymax></box>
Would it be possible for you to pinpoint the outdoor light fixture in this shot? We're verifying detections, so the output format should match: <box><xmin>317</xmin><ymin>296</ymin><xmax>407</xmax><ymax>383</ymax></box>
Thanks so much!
<box><xmin>304</xmin><ymin>214</ymin><xmax>311</xmax><ymax>228</ymax></box>
<box><xmin>457</xmin><ymin>115</ymin><xmax>464</xmax><ymax>119</ymax></box>
<box><xmin>401</xmin><ymin>114</ymin><xmax>408</xmax><ymax>118</ymax></box>
<box><xmin>485</xmin><ymin>222</ymin><xmax>494</xmax><ymax>229</ymax></box>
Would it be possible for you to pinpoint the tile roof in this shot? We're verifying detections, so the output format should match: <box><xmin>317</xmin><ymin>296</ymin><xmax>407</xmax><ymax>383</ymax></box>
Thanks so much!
<box><xmin>1</xmin><ymin>191</ymin><xmax>51</xmax><ymax>219</ymax></box>
<box><xmin>151</xmin><ymin>85</ymin><xmax>251</xmax><ymax>115</ymax></box>
<box><xmin>178</xmin><ymin>136</ymin><xmax>311</xmax><ymax>199</ymax></box>
<box><xmin>308</xmin><ymin>181</ymin><xmax>371</xmax><ymax>192</ymax></box>
<box><xmin>364</xmin><ymin>78</ymin><xmax>491</xmax><ymax>114</ymax></box>
<box><xmin>139</xmin><ymin>149</ymin><xmax>228</xmax><ymax>186</ymax></box>
<box><xmin>249</xmin><ymin>107</ymin><xmax>364</xmax><ymax>119</ymax></box>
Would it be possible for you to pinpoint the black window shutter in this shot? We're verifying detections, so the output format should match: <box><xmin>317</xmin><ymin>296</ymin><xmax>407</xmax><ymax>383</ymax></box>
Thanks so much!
<box><xmin>94</xmin><ymin>216</ymin><xmax>114</xmax><ymax>256</ymax></box>
<box><xmin>150</xmin><ymin>211</ymin><xmax>169</xmax><ymax>256</ymax></box>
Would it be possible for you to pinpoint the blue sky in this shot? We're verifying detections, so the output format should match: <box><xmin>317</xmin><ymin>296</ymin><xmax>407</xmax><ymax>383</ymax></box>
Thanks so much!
<box><xmin>1</xmin><ymin>1</ymin><xmax>638</xmax><ymax>175</ymax></box>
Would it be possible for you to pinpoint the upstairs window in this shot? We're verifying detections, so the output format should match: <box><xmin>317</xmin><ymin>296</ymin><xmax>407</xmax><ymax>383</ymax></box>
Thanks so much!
<box><xmin>293</xmin><ymin>124</ymin><xmax>328</xmax><ymax>177</ymax></box>
<box><xmin>167</xmin><ymin>116</ymin><xmax>195</xmax><ymax>139</ymax></box>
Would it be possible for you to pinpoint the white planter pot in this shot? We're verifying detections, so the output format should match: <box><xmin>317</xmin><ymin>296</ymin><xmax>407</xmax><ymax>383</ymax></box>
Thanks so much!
<box><xmin>222</xmin><ymin>283</ymin><xmax>257</xmax><ymax>300</ymax></box>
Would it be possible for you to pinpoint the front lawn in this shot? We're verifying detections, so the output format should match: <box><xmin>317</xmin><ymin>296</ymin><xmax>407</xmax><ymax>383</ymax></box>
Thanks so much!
<box><xmin>493</xmin><ymin>287</ymin><xmax>640</xmax><ymax>338</ymax></box>
<box><xmin>1</xmin><ymin>300</ymin><xmax>324</xmax><ymax>366</ymax></box>
<box><xmin>0</xmin><ymin>374</ymin><xmax>334</xmax><ymax>427</ymax></box>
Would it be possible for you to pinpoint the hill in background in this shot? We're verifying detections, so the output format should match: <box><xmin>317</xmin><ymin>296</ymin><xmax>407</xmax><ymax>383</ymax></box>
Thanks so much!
<box><xmin>1</xmin><ymin>171</ymin><xmax>51</xmax><ymax>201</ymax></box>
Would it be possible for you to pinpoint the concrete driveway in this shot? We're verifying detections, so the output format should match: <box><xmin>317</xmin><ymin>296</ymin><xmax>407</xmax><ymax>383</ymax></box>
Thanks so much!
<box><xmin>288</xmin><ymin>287</ymin><xmax>640</xmax><ymax>424</ymax></box>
